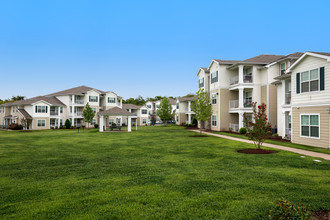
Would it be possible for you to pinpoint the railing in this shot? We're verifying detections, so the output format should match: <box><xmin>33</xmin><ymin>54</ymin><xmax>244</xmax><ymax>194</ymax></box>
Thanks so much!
<box><xmin>229</xmin><ymin>100</ymin><xmax>239</xmax><ymax>109</ymax></box>
<box><xmin>229</xmin><ymin>123</ymin><xmax>239</xmax><ymax>132</ymax></box>
<box><xmin>50</xmin><ymin>111</ymin><xmax>59</xmax><ymax>116</ymax></box>
<box><xmin>285</xmin><ymin>92</ymin><xmax>291</xmax><ymax>105</ymax></box>
<box><xmin>243</xmin><ymin>75</ymin><xmax>253</xmax><ymax>83</ymax></box>
<box><xmin>74</xmin><ymin>100</ymin><xmax>84</xmax><ymax>104</ymax></box>
<box><xmin>70</xmin><ymin>112</ymin><xmax>83</xmax><ymax>117</ymax></box>
<box><xmin>230</xmin><ymin>76</ymin><xmax>239</xmax><ymax>85</ymax></box>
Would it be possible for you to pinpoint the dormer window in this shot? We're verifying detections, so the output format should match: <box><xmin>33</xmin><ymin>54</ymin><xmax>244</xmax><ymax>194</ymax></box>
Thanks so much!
<box><xmin>280</xmin><ymin>62</ymin><xmax>286</xmax><ymax>75</ymax></box>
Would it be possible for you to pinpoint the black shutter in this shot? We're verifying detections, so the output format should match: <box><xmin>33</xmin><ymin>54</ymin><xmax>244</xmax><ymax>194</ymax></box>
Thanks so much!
<box><xmin>320</xmin><ymin>67</ymin><xmax>325</xmax><ymax>91</ymax></box>
<box><xmin>216</xmin><ymin>71</ymin><xmax>218</xmax><ymax>82</ymax></box>
<box><xmin>35</xmin><ymin>106</ymin><xmax>37</xmax><ymax>112</ymax></box>
<box><xmin>46</xmin><ymin>106</ymin><xmax>48</xmax><ymax>113</ymax></box>
<box><xmin>89</xmin><ymin>96</ymin><xmax>91</xmax><ymax>102</ymax></box>
<box><xmin>296</xmin><ymin>72</ymin><xmax>300</xmax><ymax>94</ymax></box>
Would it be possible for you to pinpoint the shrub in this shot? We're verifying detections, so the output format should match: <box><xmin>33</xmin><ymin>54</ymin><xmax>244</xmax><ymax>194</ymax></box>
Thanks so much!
<box><xmin>62</xmin><ymin>125</ymin><xmax>66</xmax><ymax>129</ymax></box>
<box><xmin>94</xmin><ymin>124</ymin><xmax>99</xmax><ymax>129</ymax></box>
<box><xmin>239</xmin><ymin>127</ymin><xmax>247</xmax><ymax>135</ymax></box>
<box><xmin>55</xmin><ymin>126</ymin><xmax>58</xmax><ymax>129</ymax></box>
<box><xmin>268</xmin><ymin>198</ymin><xmax>310</xmax><ymax>220</ymax></box>
<box><xmin>65</xmin><ymin>119</ymin><xmax>71</xmax><ymax>129</ymax></box>
<box><xmin>12</xmin><ymin>124</ymin><xmax>23</xmax><ymax>130</ymax></box>
<box><xmin>273</xmin><ymin>133</ymin><xmax>279</xmax><ymax>138</ymax></box>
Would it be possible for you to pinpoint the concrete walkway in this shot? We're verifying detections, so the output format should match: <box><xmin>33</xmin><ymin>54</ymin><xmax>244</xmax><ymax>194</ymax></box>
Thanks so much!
<box><xmin>191</xmin><ymin>130</ymin><xmax>330</xmax><ymax>161</ymax></box>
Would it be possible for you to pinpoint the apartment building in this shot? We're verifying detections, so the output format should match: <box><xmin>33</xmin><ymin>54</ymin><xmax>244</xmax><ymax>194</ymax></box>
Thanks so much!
<box><xmin>198</xmin><ymin>55</ymin><xmax>283</xmax><ymax>132</ymax></box>
<box><xmin>273</xmin><ymin>52</ymin><xmax>330</xmax><ymax>149</ymax></box>
<box><xmin>122</xmin><ymin>104</ymin><xmax>149</xmax><ymax>126</ymax></box>
<box><xmin>175</xmin><ymin>95</ymin><xmax>197</xmax><ymax>125</ymax></box>
<box><xmin>146</xmin><ymin>98</ymin><xmax>176</xmax><ymax>122</ymax></box>
<box><xmin>0</xmin><ymin>86</ymin><xmax>123</xmax><ymax>130</ymax></box>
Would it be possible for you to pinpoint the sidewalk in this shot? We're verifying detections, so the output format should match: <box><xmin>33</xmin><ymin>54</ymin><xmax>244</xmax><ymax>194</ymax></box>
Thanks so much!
<box><xmin>191</xmin><ymin>130</ymin><xmax>330</xmax><ymax>161</ymax></box>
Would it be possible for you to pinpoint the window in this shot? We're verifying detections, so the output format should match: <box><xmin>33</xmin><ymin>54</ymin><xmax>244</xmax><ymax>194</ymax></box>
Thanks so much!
<box><xmin>212</xmin><ymin>93</ymin><xmax>217</xmax><ymax>104</ymax></box>
<box><xmin>301</xmin><ymin>114</ymin><xmax>319</xmax><ymax>138</ymax></box>
<box><xmin>147</xmin><ymin>105</ymin><xmax>151</xmax><ymax>108</ymax></box>
<box><xmin>37</xmin><ymin>119</ymin><xmax>46</xmax><ymax>127</ymax></box>
<box><xmin>280</xmin><ymin>62</ymin><xmax>286</xmax><ymax>75</ymax></box>
<box><xmin>35</xmin><ymin>106</ymin><xmax>48</xmax><ymax>113</ymax></box>
<box><xmin>142</xmin><ymin>119</ymin><xmax>146</xmax><ymax>124</ymax></box>
<box><xmin>60</xmin><ymin>107</ymin><xmax>63</xmax><ymax>113</ymax></box>
<box><xmin>92</xmin><ymin>108</ymin><xmax>96</xmax><ymax>113</ymax></box>
<box><xmin>211</xmin><ymin>71</ymin><xmax>218</xmax><ymax>84</ymax></box>
<box><xmin>156</xmin><ymin>104</ymin><xmax>160</xmax><ymax>108</ymax></box>
<box><xmin>109</xmin><ymin>119</ymin><xmax>114</xmax><ymax>125</ymax></box>
<box><xmin>108</xmin><ymin>97</ymin><xmax>116</xmax><ymax>103</ymax></box>
<box><xmin>91</xmin><ymin>119</ymin><xmax>96</xmax><ymax>125</ymax></box>
<box><xmin>176</xmin><ymin>103</ymin><xmax>179</xmax><ymax>109</ymax></box>
<box><xmin>89</xmin><ymin>96</ymin><xmax>98</xmax><ymax>102</ymax></box>
<box><xmin>301</xmin><ymin>68</ymin><xmax>319</xmax><ymax>93</ymax></box>
<box><xmin>199</xmin><ymin>77</ymin><xmax>204</xmax><ymax>88</ymax></box>
<box><xmin>141</xmin><ymin>109</ymin><xmax>147</xmax><ymax>114</ymax></box>
<box><xmin>211</xmin><ymin>115</ymin><xmax>217</xmax><ymax>126</ymax></box>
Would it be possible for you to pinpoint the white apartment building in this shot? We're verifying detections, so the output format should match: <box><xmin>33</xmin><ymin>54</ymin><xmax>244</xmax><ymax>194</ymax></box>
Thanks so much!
<box><xmin>0</xmin><ymin>86</ymin><xmax>123</xmax><ymax>130</ymax></box>
<box><xmin>175</xmin><ymin>95</ymin><xmax>197</xmax><ymax>125</ymax></box>
<box><xmin>122</xmin><ymin>104</ymin><xmax>149</xmax><ymax>126</ymax></box>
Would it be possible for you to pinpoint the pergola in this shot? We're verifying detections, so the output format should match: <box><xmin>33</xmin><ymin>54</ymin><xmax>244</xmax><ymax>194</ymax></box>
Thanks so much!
<box><xmin>98</xmin><ymin>107</ymin><xmax>134</xmax><ymax>132</ymax></box>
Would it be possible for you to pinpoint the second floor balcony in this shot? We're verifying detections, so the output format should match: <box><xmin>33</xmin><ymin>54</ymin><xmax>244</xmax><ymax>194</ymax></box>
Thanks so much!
<box><xmin>229</xmin><ymin>99</ymin><xmax>252</xmax><ymax>109</ymax></box>
<box><xmin>230</xmin><ymin>75</ymin><xmax>253</xmax><ymax>86</ymax></box>
<box><xmin>50</xmin><ymin>111</ymin><xmax>59</xmax><ymax>116</ymax></box>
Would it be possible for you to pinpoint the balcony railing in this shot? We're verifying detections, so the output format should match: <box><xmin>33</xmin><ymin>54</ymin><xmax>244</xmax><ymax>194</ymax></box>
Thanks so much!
<box><xmin>70</xmin><ymin>112</ymin><xmax>83</xmax><ymax>117</ymax></box>
<box><xmin>50</xmin><ymin>111</ymin><xmax>59</xmax><ymax>116</ymax></box>
<box><xmin>243</xmin><ymin>75</ymin><xmax>253</xmax><ymax>83</ymax></box>
<box><xmin>230</xmin><ymin>76</ymin><xmax>239</xmax><ymax>85</ymax></box>
<box><xmin>229</xmin><ymin>123</ymin><xmax>239</xmax><ymax>132</ymax></box>
<box><xmin>74</xmin><ymin>100</ymin><xmax>84</xmax><ymax>104</ymax></box>
<box><xmin>229</xmin><ymin>100</ymin><xmax>238</xmax><ymax>109</ymax></box>
<box><xmin>285</xmin><ymin>92</ymin><xmax>291</xmax><ymax>105</ymax></box>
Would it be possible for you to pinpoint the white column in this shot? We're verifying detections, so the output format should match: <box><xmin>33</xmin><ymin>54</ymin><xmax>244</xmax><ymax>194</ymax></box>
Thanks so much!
<box><xmin>188</xmin><ymin>114</ymin><xmax>191</xmax><ymax>124</ymax></box>
<box><xmin>72</xmin><ymin>117</ymin><xmax>75</xmax><ymax>126</ymax></box>
<box><xmin>239</xmin><ymin>112</ymin><xmax>244</xmax><ymax>129</ymax></box>
<box><xmin>238</xmin><ymin>65</ymin><xmax>244</xmax><ymax>84</ymax></box>
<box><xmin>239</xmin><ymin>88</ymin><xmax>244</xmax><ymax>108</ymax></box>
<box><xmin>128</xmin><ymin>117</ymin><xmax>132</xmax><ymax>132</ymax></box>
<box><xmin>282</xmin><ymin>112</ymin><xmax>286</xmax><ymax>137</ymax></box>
<box><xmin>282</xmin><ymin>80</ymin><xmax>286</xmax><ymax>105</ymax></box>
<box><xmin>72</xmin><ymin>95</ymin><xmax>75</xmax><ymax>104</ymax></box>
<box><xmin>188</xmin><ymin>101</ymin><xmax>191</xmax><ymax>112</ymax></box>
<box><xmin>99</xmin><ymin>115</ymin><xmax>104</xmax><ymax>132</ymax></box>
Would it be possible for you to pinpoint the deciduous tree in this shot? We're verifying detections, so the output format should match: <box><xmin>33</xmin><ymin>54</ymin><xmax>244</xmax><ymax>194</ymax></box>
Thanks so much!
<box><xmin>156</xmin><ymin>98</ymin><xmax>172</xmax><ymax>124</ymax></box>
<box><xmin>191</xmin><ymin>88</ymin><xmax>212</xmax><ymax>134</ymax></box>
<box><xmin>82</xmin><ymin>103</ymin><xmax>95</xmax><ymax>128</ymax></box>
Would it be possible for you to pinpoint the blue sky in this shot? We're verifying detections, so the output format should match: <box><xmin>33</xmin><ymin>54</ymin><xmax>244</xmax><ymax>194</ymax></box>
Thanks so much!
<box><xmin>1</xmin><ymin>0</ymin><xmax>330</xmax><ymax>100</ymax></box>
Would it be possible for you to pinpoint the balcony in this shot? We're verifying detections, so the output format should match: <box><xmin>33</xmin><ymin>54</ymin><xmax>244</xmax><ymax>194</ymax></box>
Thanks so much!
<box><xmin>229</xmin><ymin>123</ymin><xmax>239</xmax><ymax>132</ymax></box>
<box><xmin>74</xmin><ymin>100</ymin><xmax>84</xmax><ymax>104</ymax></box>
<box><xmin>229</xmin><ymin>100</ymin><xmax>238</xmax><ymax>109</ymax></box>
<box><xmin>285</xmin><ymin>92</ymin><xmax>291</xmax><ymax>105</ymax></box>
<box><xmin>50</xmin><ymin>111</ymin><xmax>59</xmax><ymax>116</ymax></box>
<box><xmin>230</xmin><ymin>76</ymin><xmax>239</xmax><ymax>85</ymax></box>
<box><xmin>243</xmin><ymin>75</ymin><xmax>253</xmax><ymax>83</ymax></box>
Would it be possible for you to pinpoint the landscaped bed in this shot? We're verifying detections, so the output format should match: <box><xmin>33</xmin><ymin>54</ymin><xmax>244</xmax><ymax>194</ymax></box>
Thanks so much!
<box><xmin>0</xmin><ymin>126</ymin><xmax>328</xmax><ymax>219</ymax></box>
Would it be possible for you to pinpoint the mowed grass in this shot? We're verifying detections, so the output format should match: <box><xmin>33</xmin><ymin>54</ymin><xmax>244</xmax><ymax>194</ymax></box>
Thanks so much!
<box><xmin>0</xmin><ymin>126</ymin><xmax>329</xmax><ymax>219</ymax></box>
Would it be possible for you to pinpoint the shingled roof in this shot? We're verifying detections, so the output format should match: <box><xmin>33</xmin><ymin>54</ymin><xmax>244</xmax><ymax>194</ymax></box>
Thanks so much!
<box><xmin>214</xmin><ymin>59</ymin><xmax>240</xmax><ymax>64</ymax></box>
<box><xmin>168</xmin><ymin>98</ymin><xmax>177</xmax><ymax>105</ymax></box>
<box><xmin>98</xmin><ymin>107</ymin><xmax>133</xmax><ymax>116</ymax></box>
<box><xmin>178</xmin><ymin>95</ymin><xmax>197</xmax><ymax>102</ymax></box>
<box><xmin>18</xmin><ymin>109</ymin><xmax>32</xmax><ymax>119</ymax></box>
<box><xmin>122</xmin><ymin>104</ymin><xmax>142</xmax><ymax>109</ymax></box>
<box><xmin>308</xmin><ymin>52</ymin><xmax>330</xmax><ymax>57</ymax></box>
<box><xmin>241</xmin><ymin>54</ymin><xmax>285</xmax><ymax>64</ymax></box>
<box><xmin>0</xmin><ymin>96</ymin><xmax>65</xmax><ymax>107</ymax></box>
<box><xmin>45</xmin><ymin>85</ymin><xmax>106</xmax><ymax>96</ymax></box>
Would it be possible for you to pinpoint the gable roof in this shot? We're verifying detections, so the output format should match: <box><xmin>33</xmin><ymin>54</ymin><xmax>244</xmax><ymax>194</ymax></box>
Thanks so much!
<box><xmin>178</xmin><ymin>95</ymin><xmax>197</xmax><ymax>102</ymax></box>
<box><xmin>122</xmin><ymin>104</ymin><xmax>142</xmax><ymax>109</ymax></box>
<box><xmin>18</xmin><ymin>109</ymin><xmax>32</xmax><ymax>119</ymax></box>
<box><xmin>0</xmin><ymin>96</ymin><xmax>65</xmax><ymax>107</ymax></box>
<box><xmin>213</xmin><ymin>59</ymin><xmax>240</xmax><ymax>64</ymax></box>
<box><xmin>45</xmin><ymin>85</ymin><xmax>106</xmax><ymax>96</ymax></box>
<box><xmin>286</xmin><ymin>51</ymin><xmax>330</xmax><ymax>73</ymax></box>
<box><xmin>98</xmin><ymin>107</ymin><xmax>133</xmax><ymax>116</ymax></box>
<box><xmin>241</xmin><ymin>54</ymin><xmax>285</xmax><ymax>64</ymax></box>
<box><xmin>168</xmin><ymin>98</ymin><xmax>177</xmax><ymax>105</ymax></box>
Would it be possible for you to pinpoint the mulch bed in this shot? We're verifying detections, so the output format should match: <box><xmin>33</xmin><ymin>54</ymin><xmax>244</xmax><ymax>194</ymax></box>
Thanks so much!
<box><xmin>311</xmin><ymin>210</ymin><xmax>329</xmax><ymax>220</ymax></box>
<box><xmin>237</xmin><ymin>148</ymin><xmax>278</xmax><ymax>154</ymax></box>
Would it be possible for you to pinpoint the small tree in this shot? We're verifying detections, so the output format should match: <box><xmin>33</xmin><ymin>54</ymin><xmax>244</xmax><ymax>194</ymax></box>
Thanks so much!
<box><xmin>82</xmin><ymin>103</ymin><xmax>95</xmax><ymax>128</ymax></box>
<box><xmin>191</xmin><ymin>88</ymin><xmax>212</xmax><ymax>134</ymax></box>
<box><xmin>156</xmin><ymin>98</ymin><xmax>172</xmax><ymax>125</ymax></box>
<box><xmin>65</xmin><ymin>119</ymin><xmax>71</xmax><ymax>129</ymax></box>
<box><xmin>244</xmin><ymin>102</ymin><xmax>272</xmax><ymax>149</ymax></box>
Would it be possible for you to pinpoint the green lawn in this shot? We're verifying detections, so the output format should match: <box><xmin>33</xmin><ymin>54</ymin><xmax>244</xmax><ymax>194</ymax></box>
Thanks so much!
<box><xmin>211</xmin><ymin>131</ymin><xmax>330</xmax><ymax>155</ymax></box>
<box><xmin>0</xmin><ymin>126</ymin><xmax>329</xmax><ymax>219</ymax></box>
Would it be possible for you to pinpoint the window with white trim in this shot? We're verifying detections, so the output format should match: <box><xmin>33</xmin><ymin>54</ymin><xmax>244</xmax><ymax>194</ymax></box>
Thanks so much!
<box><xmin>91</xmin><ymin>108</ymin><xmax>96</xmax><ymax>113</ymax></box>
<box><xmin>147</xmin><ymin>105</ymin><xmax>151</xmax><ymax>108</ymax></box>
<box><xmin>176</xmin><ymin>103</ymin><xmax>179</xmax><ymax>109</ymax></box>
<box><xmin>108</xmin><ymin>97</ymin><xmax>116</xmax><ymax>103</ymax></box>
<box><xmin>141</xmin><ymin>109</ymin><xmax>147</xmax><ymax>114</ymax></box>
<box><xmin>35</xmin><ymin>106</ymin><xmax>48</xmax><ymax>113</ymax></box>
<box><xmin>142</xmin><ymin>119</ymin><xmax>146</xmax><ymax>124</ymax></box>
<box><xmin>301</xmin><ymin>114</ymin><xmax>319</xmax><ymax>138</ymax></box>
<box><xmin>301</xmin><ymin>69</ymin><xmax>319</xmax><ymax>93</ymax></box>
<box><xmin>91</xmin><ymin>119</ymin><xmax>96</xmax><ymax>125</ymax></box>
<box><xmin>109</xmin><ymin>119</ymin><xmax>114</xmax><ymax>125</ymax></box>
<box><xmin>211</xmin><ymin>71</ymin><xmax>218</xmax><ymax>84</ymax></box>
<box><xmin>212</xmin><ymin>93</ymin><xmax>217</xmax><ymax>104</ymax></box>
<box><xmin>199</xmin><ymin>77</ymin><xmax>204</xmax><ymax>88</ymax></box>
<box><xmin>89</xmin><ymin>96</ymin><xmax>98</xmax><ymax>102</ymax></box>
<box><xmin>280</xmin><ymin>62</ymin><xmax>286</xmax><ymax>75</ymax></box>
<box><xmin>37</xmin><ymin>119</ymin><xmax>46</xmax><ymax>127</ymax></box>
<box><xmin>211</xmin><ymin>115</ymin><xmax>217</xmax><ymax>126</ymax></box>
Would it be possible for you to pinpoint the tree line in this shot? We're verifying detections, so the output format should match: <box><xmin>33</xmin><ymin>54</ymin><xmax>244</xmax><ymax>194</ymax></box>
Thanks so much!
<box><xmin>0</xmin><ymin>96</ymin><xmax>25</xmax><ymax>105</ymax></box>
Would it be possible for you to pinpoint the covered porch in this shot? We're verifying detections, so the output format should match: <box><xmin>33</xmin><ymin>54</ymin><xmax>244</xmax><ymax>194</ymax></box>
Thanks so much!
<box><xmin>98</xmin><ymin>107</ymin><xmax>134</xmax><ymax>132</ymax></box>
